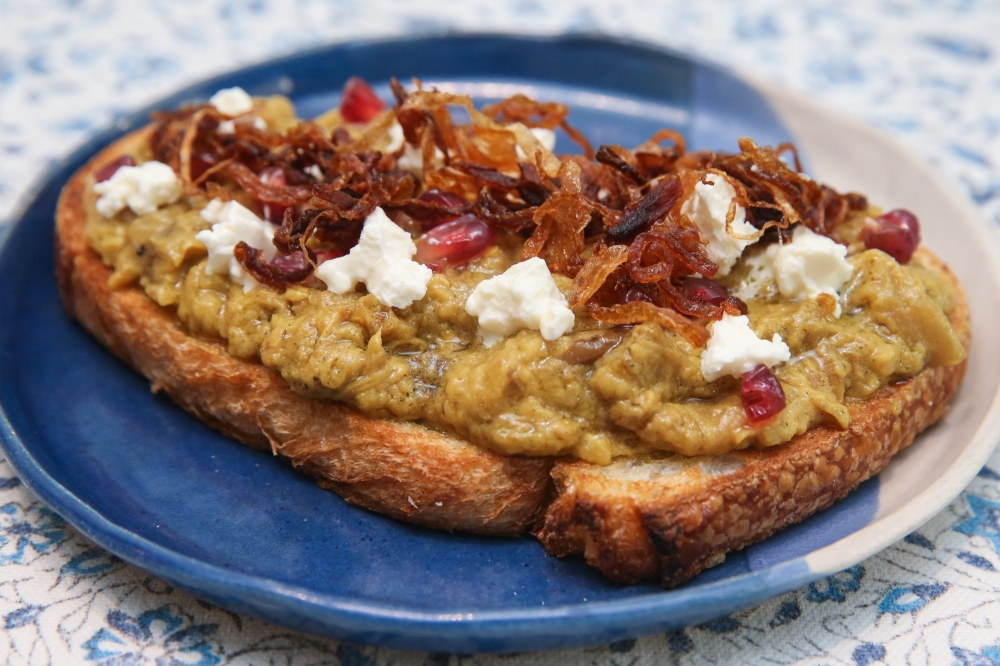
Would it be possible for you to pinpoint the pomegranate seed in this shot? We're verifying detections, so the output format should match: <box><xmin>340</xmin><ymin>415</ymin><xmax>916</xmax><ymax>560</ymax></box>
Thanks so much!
<box><xmin>863</xmin><ymin>209</ymin><xmax>921</xmax><ymax>264</ymax></box>
<box><xmin>259</xmin><ymin>167</ymin><xmax>285</xmax><ymax>186</ymax></box>
<box><xmin>94</xmin><ymin>155</ymin><xmax>137</xmax><ymax>182</ymax></box>
<box><xmin>271</xmin><ymin>251</ymin><xmax>308</xmax><ymax>272</ymax></box>
<box><xmin>741</xmin><ymin>364</ymin><xmax>786</xmax><ymax>426</ymax></box>
<box><xmin>259</xmin><ymin>167</ymin><xmax>288</xmax><ymax>223</ymax></box>
<box><xmin>260</xmin><ymin>167</ymin><xmax>291</xmax><ymax>220</ymax></box>
<box><xmin>419</xmin><ymin>188</ymin><xmax>468</xmax><ymax>210</ymax></box>
<box><xmin>406</xmin><ymin>189</ymin><xmax>471</xmax><ymax>230</ymax></box>
<box><xmin>315</xmin><ymin>248</ymin><xmax>345</xmax><ymax>263</ymax></box>
<box><xmin>340</xmin><ymin>77</ymin><xmax>385</xmax><ymax>124</ymax></box>
<box><xmin>678</xmin><ymin>276</ymin><xmax>729</xmax><ymax>305</ymax></box>
<box><xmin>190</xmin><ymin>153</ymin><xmax>218</xmax><ymax>182</ymax></box>
<box><xmin>415</xmin><ymin>214</ymin><xmax>496</xmax><ymax>271</ymax></box>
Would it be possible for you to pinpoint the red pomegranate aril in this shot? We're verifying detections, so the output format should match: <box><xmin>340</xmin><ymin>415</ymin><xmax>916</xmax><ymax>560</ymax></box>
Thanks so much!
<box><xmin>259</xmin><ymin>167</ymin><xmax>288</xmax><ymax>223</ymax></box>
<box><xmin>190</xmin><ymin>153</ymin><xmax>217</xmax><ymax>182</ymax></box>
<box><xmin>271</xmin><ymin>251</ymin><xmax>308</xmax><ymax>272</ymax></box>
<box><xmin>678</xmin><ymin>276</ymin><xmax>729</xmax><ymax>305</ymax></box>
<box><xmin>880</xmin><ymin>208</ymin><xmax>920</xmax><ymax>238</ymax></box>
<box><xmin>315</xmin><ymin>248</ymin><xmax>345</xmax><ymax>263</ymax></box>
<box><xmin>741</xmin><ymin>364</ymin><xmax>786</xmax><ymax>425</ymax></box>
<box><xmin>415</xmin><ymin>214</ymin><xmax>496</xmax><ymax>271</ymax></box>
<box><xmin>340</xmin><ymin>77</ymin><xmax>386</xmax><ymax>124</ymax></box>
<box><xmin>863</xmin><ymin>209</ymin><xmax>921</xmax><ymax>264</ymax></box>
<box><xmin>419</xmin><ymin>188</ymin><xmax>468</xmax><ymax>210</ymax></box>
<box><xmin>259</xmin><ymin>166</ymin><xmax>286</xmax><ymax>186</ymax></box>
<box><xmin>94</xmin><ymin>155</ymin><xmax>137</xmax><ymax>182</ymax></box>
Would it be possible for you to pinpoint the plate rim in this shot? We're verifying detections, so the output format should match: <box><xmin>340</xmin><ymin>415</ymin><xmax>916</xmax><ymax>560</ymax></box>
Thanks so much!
<box><xmin>0</xmin><ymin>31</ymin><xmax>997</xmax><ymax>652</ymax></box>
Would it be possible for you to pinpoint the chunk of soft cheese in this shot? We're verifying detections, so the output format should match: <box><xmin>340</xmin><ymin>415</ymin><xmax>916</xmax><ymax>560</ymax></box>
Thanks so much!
<box><xmin>515</xmin><ymin>126</ymin><xmax>557</xmax><ymax>161</ymax></box>
<box><xmin>195</xmin><ymin>199</ymin><xmax>278</xmax><ymax>293</ymax></box>
<box><xmin>93</xmin><ymin>161</ymin><xmax>182</xmax><ymax>218</ymax></box>
<box><xmin>397</xmin><ymin>143</ymin><xmax>445</xmax><ymax>175</ymax></box>
<box><xmin>387</xmin><ymin>122</ymin><xmax>447</xmax><ymax>174</ymax></box>
<box><xmin>680</xmin><ymin>173</ymin><xmax>758</xmax><ymax>276</ymax></box>
<box><xmin>209</xmin><ymin>87</ymin><xmax>254</xmax><ymax>117</ymax></box>
<box><xmin>315</xmin><ymin>207</ymin><xmax>432</xmax><ymax>309</ymax></box>
<box><xmin>731</xmin><ymin>250</ymin><xmax>775</xmax><ymax>301</ymax></box>
<box><xmin>465</xmin><ymin>257</ymin><xmax>575</xmax><ymax>347</ymax></box>
<box><xmin>701</xmin><ymin>314</ymin><xmax>790</xmax><ymax>382</ymax></box>
<box><xmin>386</xmin><ymin>122</ymin><xmax>405</xmax><ymax>153</ymax></box>
<box><xmin>765</xmin><ymin>225</ymin><xmax>854</xmax><ymax>317</ymax></box>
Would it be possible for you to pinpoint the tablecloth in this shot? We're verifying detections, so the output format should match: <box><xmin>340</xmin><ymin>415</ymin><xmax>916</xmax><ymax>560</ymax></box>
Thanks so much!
<box><xmin>2</xmin><ymin>1</ymin><xmax>1000</xmax><ymax>663</ymax></box>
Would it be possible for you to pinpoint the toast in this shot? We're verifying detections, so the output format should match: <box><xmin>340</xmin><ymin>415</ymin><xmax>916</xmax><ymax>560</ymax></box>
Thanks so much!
<box><xmin>56</xmin><ymin>120</ymin><xmax>969</xmax><ymax>587</ymax></box>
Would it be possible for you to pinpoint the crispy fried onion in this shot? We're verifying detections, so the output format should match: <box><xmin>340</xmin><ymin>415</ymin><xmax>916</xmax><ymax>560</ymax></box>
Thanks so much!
<box><xmin>570</xmin><ymin>215</ymin><xmax>747</xmax><ymax>345</ymax></box>
<box><xmin>147</xmin><ymin>87</ymin><xmax>861</xmax><ymax>340</ymax></box>
<box><xmin>520</xmin><ymin>160</ymin><xmax>594</xmax><ymax>275</ymax></box>
<box><xmin>588</xmin><ymin>301</ymin><xmax>710</xmax><ymax>348</ymax></box>
<box><xmin>709</xmin><ymin>138</ymin><xmax>867</xmax><ymax>234</ymax></box>
<box><xmin>481</xmin><ymin>93</ymin><xmax>594</xmax><ymax>159</ymax></box>
<box><xmin>234</xmin><ymin>242</ymin><xmax>313</xmax><ymax>291</ymax></box>
<box><xmin>274</xmin><ymin>153</ymin><xmax>418</xmax><ymax>261</ymax></box>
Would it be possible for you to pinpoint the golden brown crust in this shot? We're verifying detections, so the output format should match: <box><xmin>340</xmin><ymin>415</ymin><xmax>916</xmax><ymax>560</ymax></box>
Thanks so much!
<box><xmin>536</xmin><ymin>248</ymin><xmax>970</xmax><ymax>586</ymax></box>
<box><xmin>56</xmin><ymin>131</ymin><xmax>553</xmax><ymax>536</ymax></box>
<box><xmin>57</xmin><ymin>127</ymin><xmax>970</xmax><ymax>585</ymax></box>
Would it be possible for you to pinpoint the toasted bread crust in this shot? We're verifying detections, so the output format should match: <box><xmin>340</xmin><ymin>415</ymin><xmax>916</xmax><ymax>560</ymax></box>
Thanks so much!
<box><xmin>536</xmin><ymin>249</ymin><xmax>970</xmax><ymax>585</ymax></box>
<box><xmin>56</xmin><ymin>128</ymin><xmax>970</xmax><ymax>585</ymax></box>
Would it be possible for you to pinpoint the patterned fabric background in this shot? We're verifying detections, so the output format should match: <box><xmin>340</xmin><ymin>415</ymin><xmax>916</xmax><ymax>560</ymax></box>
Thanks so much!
<box><xmin>2</xmin><ymin>1</ymin><xmax>1000</xmax><ymax>664</ymax></box>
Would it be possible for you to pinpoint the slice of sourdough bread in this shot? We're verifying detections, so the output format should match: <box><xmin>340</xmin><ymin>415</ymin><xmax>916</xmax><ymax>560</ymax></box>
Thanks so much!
<box><xmin>56</xmin><ymin>130</ymin><xmax>554</xmax><ymax>537</ymax></box>
<box><xmin>56</xmin><ymin>128</ymin><xmax>969</xmax><ymax>586</ymax></box>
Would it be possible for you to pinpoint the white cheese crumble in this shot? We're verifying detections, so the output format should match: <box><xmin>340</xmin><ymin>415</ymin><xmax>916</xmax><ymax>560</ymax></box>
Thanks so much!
<box><xmin>386</xmin><ymin>122</ymin><xmax>405</xmax><ymax>153</ymax></box>
<box><xmin>304</xmin><ymin>164</ymin><xmax>323</xmax><ymax>180</ymax></box>
<box><xmin>252</xmin><ymin>116</ymin><xmax>268</xmax><ymax>131</ymax></box>
<box><xmin>700</xmin><ymin>314</ymin><xmax>790</xmax><ymax>382</ymax></box>
<box><xmin>194</xmin><ymin>199</ymin><xmax>278</xmax><ymax>293</ymax></box>
<box><xmin>209</xmin><ymin>87</ymin><xmax>254</xmax><ymax>117</ymax></box>
<box><xmin>681</xmin><ymin>173</ymin><xmax>759</xmax><ymax>276</ymax></box>
<box><xmin>217</xmin><ymin>119</ymin><xmax>235</xmax><ymax>134</ymax></box>
<box><xmin>397</xmin><ymin>142</ymin><xmax>445</xmax><ymax>176</ymax></box>
<box><xmin>465</xmin><ymin>257</ymin><xmax>575</xmax><ymax>347</ymax></box>
<box><xmin>731</xmin><ymin>249</ymin><xmax>776</xmax><ymax>301</ymax></box>
<box><xmin>515</xmin><ymin>126</ymin><xmax>557</xmax><ymax>161</ymax></box>
<box><xmin>93</xmin><ymin>161</ymin><xmax>182</xmax><ymax>218</ymax></box>
<box><xmin>315</xmin><ymin>207</ymin><xmax>432</xmax><ymax>309</ymax></box>
<box><xmin>765</xmin><ymin>225</ymin><xmax>854</xmax><ymax>316</ymax></box>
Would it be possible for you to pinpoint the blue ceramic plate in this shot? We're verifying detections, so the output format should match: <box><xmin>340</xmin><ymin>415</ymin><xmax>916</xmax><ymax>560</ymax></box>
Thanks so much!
<box><xmin>2</xmin><ymin>35</ymin><xmax>999</xmax><ymax>654</ymax></box>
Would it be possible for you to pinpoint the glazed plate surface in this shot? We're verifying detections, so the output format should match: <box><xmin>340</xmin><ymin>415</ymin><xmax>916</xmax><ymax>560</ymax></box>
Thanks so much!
<box><xmin>1</xmin><ymin>35</ymin><xmax>998</xmax><ymax>653</ymax></box>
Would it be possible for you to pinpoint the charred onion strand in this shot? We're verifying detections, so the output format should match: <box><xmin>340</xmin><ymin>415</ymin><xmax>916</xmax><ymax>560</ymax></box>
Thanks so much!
<box><xmin>149</xmin><ymin>91</ymin><xmax>864</xmax><ymax>341</ymax></box>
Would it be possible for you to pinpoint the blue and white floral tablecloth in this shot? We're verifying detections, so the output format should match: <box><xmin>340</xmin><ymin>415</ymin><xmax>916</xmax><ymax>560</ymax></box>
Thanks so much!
<box><xmin>3</xmin><ymin>1</ymin><xmax>1000</xmax><ymax>664</ymax></box>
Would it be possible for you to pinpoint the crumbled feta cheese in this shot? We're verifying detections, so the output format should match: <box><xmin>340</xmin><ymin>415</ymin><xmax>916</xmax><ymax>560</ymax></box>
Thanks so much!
<box><xmin>386</xmin><ymin>122</ymin><xmax>405</xmax><ymax>153</ymax></box>
<box><xmin>731</xmin><ymin>249</ymin><xmax>776</xmax><ymax>301</ymax></box>
<box><xmin>681</xmin><ymin>173</ymin><xmax>759</xmax><ymax>276</ymax></box>
<box><xmin>93</xmin><ymin>161</ymin><xmax>182</xmax><ymax>218</ymax></box>
<box><xmin>217</xmin><ymin>120</ymin><xmax>235</xmax><ymax>134</ymax></box>
<box><xmin>315</xmin><ymin>207</ymin><xmax>432</xmax><ymax>308</ymax></box>
<box><xmin>304</xmin><ymin>164</ymin><xmax>323</xmax><ymax>180</ymax></box>
<box><xmin>252</xmin><ymin>116</ymin><xmax>267</xmax><ymax>131</ymax></box>
<box><xmin>195</xmin><ymin>199</ymin><xmax>278</xmax><ymax>292</ymax></box>
<box><xmin>765</xmin><ymin>225</ymin><xmax>854</xmax><ymax>316</ymax></box>
<box><xmin>397</xmin><ymin>142</ymin><xmax>445</xmax><ymax>176</ymax></box>
<box><xmin>514</xmin><ymin>126</ymin><xmax>557</xmax><ymax>161</ymax></box>
<box><xmin>701</xmin><ymin>314</ymin><xmax>790</xmax><ymax>382</ymax></box>
<box><xmin>531</xmin><ymin>127</ymin><xmax>557</xmax><ymax>151</ymax></box>
<box><xmin>465</xmin><ymin>257</ymin><xmax>575</xmax><ymax>347</ymax></box>
<box><xmin>209</xmin><ymin>87</ymin><xmax>254</xmax><ymax>117</ymax></box>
